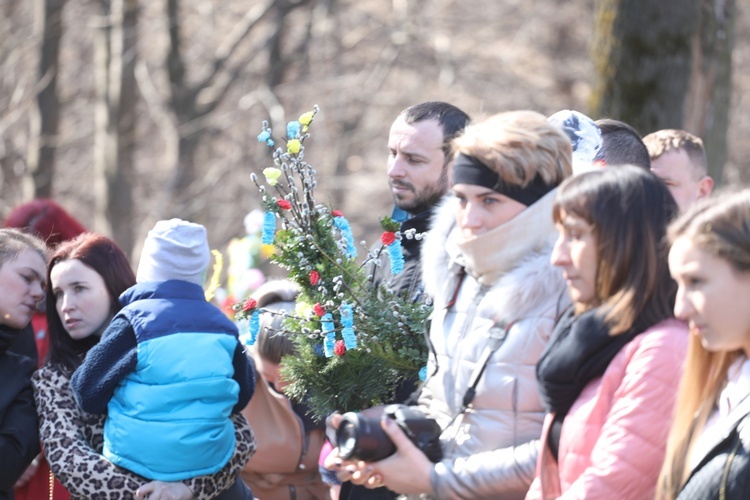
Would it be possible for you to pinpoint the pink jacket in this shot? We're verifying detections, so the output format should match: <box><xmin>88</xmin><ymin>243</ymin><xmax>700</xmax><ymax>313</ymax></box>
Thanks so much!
<box><xmin>525</xmin><ymin>319</ymin><xmax>688</xmax><ymax>500</ymax></box>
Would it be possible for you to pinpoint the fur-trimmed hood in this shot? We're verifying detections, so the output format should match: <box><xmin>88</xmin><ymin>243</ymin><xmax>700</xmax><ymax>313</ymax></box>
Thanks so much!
<box><xmin>422</xmin><ymin>193</ymin><xmax>567</xmax><ymax>322</ymax></box>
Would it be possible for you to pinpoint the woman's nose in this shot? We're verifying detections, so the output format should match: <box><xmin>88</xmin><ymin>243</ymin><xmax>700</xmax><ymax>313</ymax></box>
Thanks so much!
<box><xmin>673</xmin><ymin>286</ymin><xmax>693</xmax><ymax>321</ymax></box>
<box><xmin>30</xmin><ymin>282</ymin><xmax>44</xmax><ymax>302</ymax></box>
<box><xmin>550</xmin><ymin>235</ymin><xmax>569</xmax><ymax>267</ymax></box>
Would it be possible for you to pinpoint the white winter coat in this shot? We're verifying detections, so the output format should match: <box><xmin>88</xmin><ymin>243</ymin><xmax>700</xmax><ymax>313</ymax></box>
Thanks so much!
<box><xmin>417</xmin><ymin>190</ymin><xmax>568</xmax><ymax>499</ymax></box>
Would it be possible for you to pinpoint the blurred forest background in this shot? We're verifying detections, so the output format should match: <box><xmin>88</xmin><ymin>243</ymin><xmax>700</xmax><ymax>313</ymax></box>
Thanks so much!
<box><xmin>0</xmin><ymin>0</ymin><xmax>747</xmax><ymax>261</ymax></box>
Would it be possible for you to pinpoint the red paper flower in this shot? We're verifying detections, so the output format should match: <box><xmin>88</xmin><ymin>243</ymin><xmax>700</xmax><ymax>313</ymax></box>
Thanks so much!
<box><xmin>313</xmin><ymin>303</ymin><xmax>326</xmax><ymax>317</ymax></box>
<box><xmin>334</xmin><ymin>339</ymin><xmax>346</xmax><ymax>356</ymax></box>
<box><xmin>309</xmin><ymin>270</ymin><xmax>320</xmax><ymax>285</ymax></box>
<box><xmin>277</xmin><ymin>200</ymin><xmax>292</xmax><ymax>210</ymax></box>
<box><xmin>242</xmin><ymin>298</ymin><xmax>257</xmax><ymax>312</ymax></box>
<box><xmin>381</xmin><ymin>231</ymin><xmax>396</xmax><ymax>245</ymax></box>
<box><xmin>332</xmin><ymin>210</ymin><xmax>343</xmax><ymax>217</ymax></box>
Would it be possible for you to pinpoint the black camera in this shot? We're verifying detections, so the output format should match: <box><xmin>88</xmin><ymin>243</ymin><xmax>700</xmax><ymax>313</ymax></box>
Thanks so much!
<box><xmin>335</xmin><ymin>404</ymin><xmax>443</xmax><ymax>463</ymax></box>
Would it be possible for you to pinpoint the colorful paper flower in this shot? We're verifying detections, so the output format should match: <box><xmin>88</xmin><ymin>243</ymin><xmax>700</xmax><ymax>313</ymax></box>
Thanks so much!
<box><xmin>387</xmin><ymin>239</ymin><xmax>405</xmax><ymax>275</ymax></box>
<box><xmin>287</xmin><ymin>139</ymin><xmax>301</xmax><ymax>154</ymax></box>
<box><xmin>287</xmin><ymin>121</ymin><xmax>301</xmax><ymax>139</ymax></box>
<box><xmin>419</xmin><ymin>366</ymin><xmax>428</xmax><ymax>381</ymax></box>
<box><xmin>381</xmin><ymin>231</ymin><xmax>396</xmax><ymax>246</ymax></box>
<box><xmin>322</xmin><ymin>313</ymin><xmax>336</xmax><ymax>357</ymax></box>
<box><xmin>313</xmin><ymin>303</ymin><xmax>326</xmax><ymax>317</ymax></box>
<box><xmin>242</xmin><ymin>297</ymin><xmax>257</xmax><ymax>312</ymax></box>
<box><xmin>299</xmin><ymin>111</ymin><xmax>314</xmax><ymax>126</ymax></box>
<box><xmin>334</xmin><ymin>340</ymin><xmax>346</xmax><ymax>356</ymax></box>
<box><xmin>263</xmin><ymin>167</ymin><xmax>282</xmax><ymax>186</ymax></box>
<box><xmin>309</xmin><ymin>270</ymin><xmax>320</xmax><ymax>285</ymax></box>
<box><xmin>340</xmin><ymin>303</ymin><xmax>357</xmax><ymax>349</ymax></box>
<box><xmin>333</xmin><ymin>215</ymin><xmax>357</xmax><ymax>259</ymax></box>
<box><xmin>248</xmin><ymin>310</ymin><xmax>260</xmax><ymax>345</ymax></box>
<box><xmin>261</xmin><ymin>211</ymin><xmax>275</xmax><ymax>245</ymax></box>
<box><xmin>277</xmin><ymin>199</ymin><xmax>292</xmax><ymax>210</ymax></box>
<box><xmin>257</xmin><ymin>130</ymin><xmax>274</xmax><ymax>147</ymax></box>
<box><xmin>332</xmin><ymin>210</ymin><xmax>343</xmax><ymax>217</ymax></box>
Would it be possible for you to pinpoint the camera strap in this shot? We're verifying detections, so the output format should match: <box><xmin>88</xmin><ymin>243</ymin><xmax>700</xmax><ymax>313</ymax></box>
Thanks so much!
<box><xmin>441</xmin><ymin>320</ymin><xmax>515</xmax><ymax>439</ymax></box>
<box><xmin>460</xmin><ymin>320</ymin><xmax>514</xmax><ymax>411</ymax></box>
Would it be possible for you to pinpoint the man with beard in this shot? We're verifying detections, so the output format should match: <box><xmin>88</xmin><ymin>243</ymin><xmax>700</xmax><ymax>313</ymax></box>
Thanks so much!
<box><xmin>372</xmin><ymin>101</ymin><xmax>470</xmax><ymax>300</ymax></box>
<box><xmin>334</xmin><ymin>103</ymin><xmax>469</xmax><ymax>500</ymax></box>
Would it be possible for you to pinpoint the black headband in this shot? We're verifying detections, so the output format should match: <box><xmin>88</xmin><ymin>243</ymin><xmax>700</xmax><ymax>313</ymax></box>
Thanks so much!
<box><xmin>452</xmin><ymin>153</ymin><xmax>556</xmax><ymax>206</ymax></box>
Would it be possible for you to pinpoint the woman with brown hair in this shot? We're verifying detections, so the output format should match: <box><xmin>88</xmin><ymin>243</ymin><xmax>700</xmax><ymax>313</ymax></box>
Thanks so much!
<box><xmin>658</xmin><ymin>189</ymin><xmax>750</xmax><ymax>499</ymax></box>
<box><xmin>526</xmin><ymin>165</ymin><xmax>688</xmax><ymax>499</ymax></box>
<box><xmin>33</xmin><ymin>232</ymin><xmax>255</xmax><ymax>499</ymax></box>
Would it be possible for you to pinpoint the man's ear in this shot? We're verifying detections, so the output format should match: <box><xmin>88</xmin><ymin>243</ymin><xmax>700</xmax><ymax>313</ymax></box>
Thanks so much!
<box><xmin>698</xmin><ymin>175</ymin><xmax>714</xmax><ymax>199</ymax></box>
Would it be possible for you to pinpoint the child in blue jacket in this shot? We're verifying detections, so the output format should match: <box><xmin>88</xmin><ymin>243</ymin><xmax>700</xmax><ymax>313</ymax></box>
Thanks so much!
<box><xmin>70</xmin><ymin>218</ymin><xmax>254</xmax><ymax>481</ymax></box>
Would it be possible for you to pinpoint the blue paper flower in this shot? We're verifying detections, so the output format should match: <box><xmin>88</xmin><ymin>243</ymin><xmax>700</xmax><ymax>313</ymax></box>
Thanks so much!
<box><xmin>333</xmin><ymin>216</ymin><xmax>357</xmax><ymax>259</ymax></box>
<box><xmin>322</xmin><ymin>313</ymin><xmax>336</xmax><ymax>357</ymax></box>
<box><xmin>340</xmin><ymin>303</ymin><xmax>357</xmax><ymax>349</ymax></box>
<box><xmin>419</xmin><ymin>366</ymin><xmax>428</xmax><ymax>381</ymax></box>
<box><xmin>261</xmin><ymin>211</ymin><xmax>275</xmax><ymax>245</ymax></box>
<box><xmin>287</xmin><ymin>121</ymin><xmax>301</xmax><ymax>139</ymax></box>
<box><xmin>257</xmin><ymin>130</ymin><xmax>274</xmax><ymax>147</ymax></box>
<box><xmin>248</xmin><ymin>310</ymin><xmax>260</xmax><ymax>346</ymax></box>
<box><xmin>387</xmin><ymin>239</ymin><xmax>405</xmax><ymax>275</ymax></box>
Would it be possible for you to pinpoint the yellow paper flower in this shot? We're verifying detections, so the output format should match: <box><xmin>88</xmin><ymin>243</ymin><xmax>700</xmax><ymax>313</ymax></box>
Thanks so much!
<box><xmin>204</xmin><ymin>250</ymin><xmax>224</xmax><ymax>302</ymax></box>
<box><xmin>295</xmin><ymin>300</ymin><xmax>313</xmax><ymax>318</ymax></box>
<box><xmin>299</xmin><ymin>111</ymin><xmax>314</xmax><ymax>126</ymax></box>
<box><xmin>287</xmin><ymin>139</ymin><xmax>301</xmax><ymax>154</ymax></box>
<box><xmin>263</xmin><ymin>167</ymin><xmax>282</xmax><ymax>186</ymax></box>
<box><xmin>260</xmin><ymin>243</ymin><xmax>275</xmax><ymax>259</ymax></box>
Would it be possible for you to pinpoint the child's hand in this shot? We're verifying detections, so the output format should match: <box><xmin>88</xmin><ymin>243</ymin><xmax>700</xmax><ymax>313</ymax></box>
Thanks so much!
<box><xmin>135</xmin><ymin>481</ymin><xmax>194</xmax><ymax>500</ymax></box>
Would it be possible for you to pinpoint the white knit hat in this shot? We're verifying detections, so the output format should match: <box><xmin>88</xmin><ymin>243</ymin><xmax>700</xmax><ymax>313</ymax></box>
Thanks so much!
<box><xmin>136</xmin><ymin>218</ymin><xmax>210</xmax><ymax>286</ymax></box>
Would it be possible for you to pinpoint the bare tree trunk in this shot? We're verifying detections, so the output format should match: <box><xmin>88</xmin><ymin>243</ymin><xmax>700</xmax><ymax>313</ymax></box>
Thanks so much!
<box><xmin>26</xmin><ymin>0</ymin><xmax>66</xmax><ymax>199</ymax></box>
<box><xmin>683</xmin><ymin>0</ymin><xmax>735</xmax><ymax>181</ymax></box>
<box><xmin>93</xmin><ymin>0</ymin><xmax>138</xmax><ymax>255</ymax></box>
<box><xmin>591</xmin><ymin>0</ymin><xmax>735</xmax><ymax>181</ymax></box>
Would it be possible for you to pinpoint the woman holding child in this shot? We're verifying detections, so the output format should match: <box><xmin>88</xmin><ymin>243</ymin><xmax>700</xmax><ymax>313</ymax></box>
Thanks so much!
<box><xmin>33</xmin><ymin>229</ymin><xmax>255</xmax><ymax>499</ymax></box>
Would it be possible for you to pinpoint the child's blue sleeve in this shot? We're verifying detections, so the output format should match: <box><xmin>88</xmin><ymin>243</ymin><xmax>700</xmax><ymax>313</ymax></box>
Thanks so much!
<box><xmin>69</xmin><ymin>317</ymin><xmax>138</xmax><ymax>414</ymax></box>
<box><xmin>231</xmin><ymin>342</ymin><xmax>255</xmax><ymax>413</ymax></box>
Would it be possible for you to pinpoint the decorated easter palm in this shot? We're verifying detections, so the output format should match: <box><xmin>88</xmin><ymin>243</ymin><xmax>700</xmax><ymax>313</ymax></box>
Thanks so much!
<box><xmin>235</xmin><ymin>106</ymin><xmax>431</xmax><ymax>421</ymax></box>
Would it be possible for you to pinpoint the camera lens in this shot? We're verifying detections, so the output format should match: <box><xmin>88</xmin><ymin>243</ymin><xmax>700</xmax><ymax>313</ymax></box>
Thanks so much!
<box><xmin>336</xmin><ymin>412</ymin><xmax>396</xmax><ymax>462</ymax></box>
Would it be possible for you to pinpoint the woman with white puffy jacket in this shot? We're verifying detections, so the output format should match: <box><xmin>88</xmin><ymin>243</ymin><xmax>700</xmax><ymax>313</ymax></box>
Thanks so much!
<box><xmin>331</xmin><ymin>110</ymin><xmax>572</xmax><ymax>499</ymax></box>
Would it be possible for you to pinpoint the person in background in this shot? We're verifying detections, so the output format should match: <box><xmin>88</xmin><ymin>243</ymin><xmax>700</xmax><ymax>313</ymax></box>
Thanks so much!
<box><xmin>68</xmin><ymin>219</ymin><xmax>254</xmax><ymax>493</ymax></box>
<box><xmin>0</xmin><ymin>229</ymin><xmax>46</xmax><ymax>500</ymax></box>
<box><xmin>372</xmin><ymin>101</ymin><xmax>470</xmax><ymax>300</ymax></box>
<box><xmin>595</xmin><ymin>118</ymin><xmax>651</xmax><ymax>169</ymax></box>
<box><xmin>658</xmin><ymin>190</ymin><xmax>750</xmax><ymax>499</ymax></box>
<box><xmin>34</xmin><ymin>232</ymin><xmax>255</xmax><ymax>499</ymax></box>
<box><xmin>240</xmin><ymin>279</ymin><xmax>330</xmax><ymax>500</ymax></box>
<box><xmin>643</xmin><ymin>129</ymin><xmax>714</xmax><ymax>213</ymax></box>
<box><xmin>5</xmin><ymin>199</ymin><xmax>86</xmax><ymax>500</ymax></box>
<box><xmin>330</xmin><ymin>110</ymin><xmax>572</xmax><ymax>499</ymax></box>
<box><xmin>338</xmin><ymin>101</ymin><xmax>470</xmax><ymax>500</ymax></box>
<box><xmin>4</xmin><ymin>199</ymin><xmax>86</xmax><ymax>365</ymax></box>
<box><xmin>526</xmin><ymin>166</ymin><xmax>688</xmax><ymax>499</ymax></box>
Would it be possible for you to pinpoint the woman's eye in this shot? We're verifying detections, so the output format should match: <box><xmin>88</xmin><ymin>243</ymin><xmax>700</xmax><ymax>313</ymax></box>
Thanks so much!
<box><xmin>53</xmin><ymin>290</ymin><xmax>63</xmax><ymax>300</ymax></box>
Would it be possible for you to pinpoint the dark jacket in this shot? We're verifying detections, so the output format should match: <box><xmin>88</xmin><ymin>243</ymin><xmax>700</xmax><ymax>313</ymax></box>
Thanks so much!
<box><xmin>678</xmin><ymin>396</ymin><xmax>750</xmax><ymax>500</ymax></box>
<box><xmin>0</xmin><ymin>323</ymin><xmax>40</xmax><ymax>500</ymax></box>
